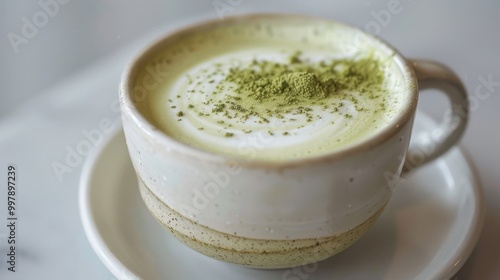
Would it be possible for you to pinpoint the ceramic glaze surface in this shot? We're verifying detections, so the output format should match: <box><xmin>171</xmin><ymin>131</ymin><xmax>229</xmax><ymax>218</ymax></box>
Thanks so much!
<box><xmin>122</xmin><ymin>113</ymin><xmax>412</xmax><ymax>240</ymax></box>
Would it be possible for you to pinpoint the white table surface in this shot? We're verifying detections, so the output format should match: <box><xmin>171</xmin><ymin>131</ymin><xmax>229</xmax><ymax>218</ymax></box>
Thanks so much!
<box><xmin>1</xmin><ymin>1</ymin><xmax>499</xmax><ymax>279</ymax></box>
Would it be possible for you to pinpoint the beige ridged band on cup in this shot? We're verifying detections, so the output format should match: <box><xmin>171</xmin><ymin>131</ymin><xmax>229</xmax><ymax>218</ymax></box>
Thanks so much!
<box><xmin>138</xmin><ymin>178</ymin><xmax>386</xmax><ymax>269</ymax></box>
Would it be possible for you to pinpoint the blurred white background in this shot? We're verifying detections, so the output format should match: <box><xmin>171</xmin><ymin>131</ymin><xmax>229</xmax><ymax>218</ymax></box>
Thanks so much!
<box><xmin>4</xmin><ymin>0</ymin><xmax>495</xmax><ymax>118</ymax></box>
<box><xmin>1</xmin><ymin>1</ymin><xmax>499</xmax><ymax>279</ymax></box>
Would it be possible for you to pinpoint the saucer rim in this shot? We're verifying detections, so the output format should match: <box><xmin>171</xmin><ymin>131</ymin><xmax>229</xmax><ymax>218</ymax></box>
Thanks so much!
<box><xmin>79</xmin><ymin>124</ymin><xmax>140</xmax><ymax>280</ymax></box>
<box><xmin>433</xmin><ymin>146</ymin><xmax>485</xmax><ymax>280</ymax></box>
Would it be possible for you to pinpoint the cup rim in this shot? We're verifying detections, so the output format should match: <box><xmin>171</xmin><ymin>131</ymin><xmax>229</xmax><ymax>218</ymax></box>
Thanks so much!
<box><xmin>119</xmin><ymin>13</ymin><xmax>418</xmax><ymax>169</ymax></box>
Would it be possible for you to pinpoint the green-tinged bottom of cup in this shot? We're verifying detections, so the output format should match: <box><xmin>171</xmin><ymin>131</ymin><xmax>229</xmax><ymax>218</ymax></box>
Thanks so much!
<box><xmin>138</xmin><ymin>178</ymin><xmax>385</xmax><ymax>269</ymax></box>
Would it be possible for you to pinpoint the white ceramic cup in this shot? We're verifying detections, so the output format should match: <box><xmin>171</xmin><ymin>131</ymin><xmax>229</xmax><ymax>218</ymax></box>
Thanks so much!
<box><xmin>119</xmin><ymin>14</ymin><xmax>468</xmax><ymax>269</ymax></box>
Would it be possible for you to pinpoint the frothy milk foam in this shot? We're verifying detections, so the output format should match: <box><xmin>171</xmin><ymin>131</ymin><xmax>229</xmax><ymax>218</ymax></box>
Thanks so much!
<box><xmin>135</xmin><ymin>18</ymin><xmax>407</xmax><ymax>161</ymax></box>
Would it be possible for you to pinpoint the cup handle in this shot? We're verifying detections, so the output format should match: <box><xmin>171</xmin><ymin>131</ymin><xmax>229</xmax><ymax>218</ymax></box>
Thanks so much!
<box><xmin>402</xmin><ymin>59</ymin><xmax>469</xmax><ymax>175</ymax></box>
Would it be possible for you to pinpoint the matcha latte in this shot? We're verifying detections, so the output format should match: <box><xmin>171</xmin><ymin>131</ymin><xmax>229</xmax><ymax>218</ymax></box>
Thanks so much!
<box><xmin>134</xmin><ymin>18</ymin><xmax>407</xmax><ymax>161</ymax></box>
<box><xmin>120</xmin><ymin>14</ymin><xmax>468</xmax><ymax>269</ymax></box>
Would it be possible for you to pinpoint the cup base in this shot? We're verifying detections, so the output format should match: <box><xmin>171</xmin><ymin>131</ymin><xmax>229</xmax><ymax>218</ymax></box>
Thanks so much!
<box><xmin>138</xmin><ymin>179</ymin><xmax>386</xmax><ymax>269</ymax></box>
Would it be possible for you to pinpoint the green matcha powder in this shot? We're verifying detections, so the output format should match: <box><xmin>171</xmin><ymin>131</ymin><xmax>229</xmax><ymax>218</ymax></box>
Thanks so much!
<box><xmin>177</xmin><ymin>51</ymin><xmax>386</xmax><ymax>137</ymax></box>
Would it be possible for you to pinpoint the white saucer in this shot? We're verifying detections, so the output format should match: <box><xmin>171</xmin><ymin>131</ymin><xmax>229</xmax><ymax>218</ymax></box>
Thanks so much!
<box><xmin>79</xmin><ymin>112</ymin><xmax>484</xmax><ymax>280</ymax></box>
